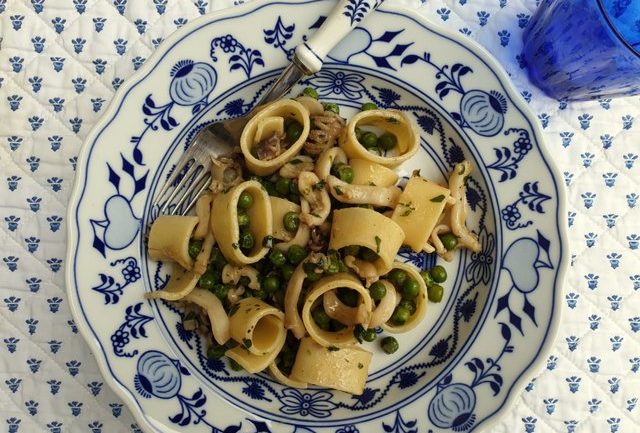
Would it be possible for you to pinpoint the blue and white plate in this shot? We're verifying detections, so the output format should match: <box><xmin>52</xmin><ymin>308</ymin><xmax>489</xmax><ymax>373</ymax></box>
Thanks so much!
<box><xmin>66</xmin><ymin>1</ymin><xmax>567</xmax><ymax>432</ymax></box>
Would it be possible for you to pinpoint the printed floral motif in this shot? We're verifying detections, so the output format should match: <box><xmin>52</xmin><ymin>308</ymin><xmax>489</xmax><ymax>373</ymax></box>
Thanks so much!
<box><xmin>278</xmin><ymin>389</ymin><xmax>338</xmax><ymax>418</ymax></box>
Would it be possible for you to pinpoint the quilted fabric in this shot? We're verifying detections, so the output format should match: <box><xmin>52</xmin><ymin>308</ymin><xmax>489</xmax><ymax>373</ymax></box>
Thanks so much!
<box><xmin>0</xmin><ymin>0</ymin><xmax>638</xmax><ymax>432</ymax></box>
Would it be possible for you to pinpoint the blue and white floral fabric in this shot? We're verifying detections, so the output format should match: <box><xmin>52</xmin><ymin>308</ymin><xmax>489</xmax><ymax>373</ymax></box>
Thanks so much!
<box><xmin>0</xmin><ymin>1</ymin><xmax>638</xmax><ymax>432</ymax></box>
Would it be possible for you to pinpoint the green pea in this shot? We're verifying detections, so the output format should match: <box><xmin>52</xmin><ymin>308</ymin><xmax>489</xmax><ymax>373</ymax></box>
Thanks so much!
<box><xmin>323</xmin><ymin>102</ymin><xmax>340</xmax><ymax>115</ymax></box>
<box><xmin>283</xmin><ymin>211</ymin><xmax>300</xmax><ymax>232</ymax></box>
<box><xmin>239</xmin><ymin>230</ymin><xmax>255</xmax><ymax>251</ymax></box>
<box><xmin>369</xmin><ymin>281</ymin><xmax>387</xmax><ymax>301</ymax></box>
<box><xmin>363</xmin><ymin>328</ymin><xmax>377</xmax><ymax>342</ymax></box>
<box><xmin>430</xmin><ymin>265</ymin><xmax>447</xmax><ymax>283</ymax></box>
<box><xmin>338</xmin><ymin>288</ymin><xmax>359</xmax><ymax>308</ymax></box>
<box><xmin>354</xmin><ymin>126</ymin><xmax>364</xmax><ymax>141</ymax></box>
<box><xmin>281</xmin><ymin>264</ymin><xmax>295</xmax><ymax>281</ymax></box>
<box><xmin>359</xmin><ymin>131</ymin><xmax>378</xmax><ymax>148</ymax></box>
<box><xmin>360</xmin><ymin>247</ymin><xmax>379</xmax><ymax>262</ymax></box>
<box><xmin>287</xmin><ymin>245</ymin><xmax>308</xmax><ymax>265</ymax></box>
<box><xmin>305</xmin><ymin>271</ymin><xmax>322</xmax><ymax>282</ymax></box>
<box><xmin>237</xmin><ymin>191</ymin><xmax>253</xmax><ymax>209</ymax></box>
<box><xmin>237</xmin><ymin>210</ymin><xmax>250</xmax><ymax>227</ymax></box>
<box><xmin>378</xmin><ymin>132</ymin><xmax>397</xmax><ymax>150</ymax></box>
<box><xmin>354</xmin><ymin>324</ymin><xmax>366</xmax><ymax>343</ymax></box>
<box><xmin>342</xmin><ymin>245</ymin><xmax>360</xmax><ymax>257</ymax></box>
<box><xmin>261</xmin><ymin>275</ymin><xmax>280</xmax><ymax>293</ymax></box>
<box><xmin>286</xmin><ymin>121</ymin><xmax>303</xmax><ymax>143</ymax></box>
<box><xmin>210</xmin><ymin>247</ymin><xmax>226</xmax><ymax>268</ymax></box>
<box><xmin>402</xmin><ymin>278</ymin><xmax>420</xmax><ymax>300</ymax></box>
<box><xmin>312</xmin><ymin>307</ymin><xmax>331</xmax><ymax>330</ymax></box>
<box><xmin>368</xmin><ymin>146</ymin><xmax>382</xmax><ymax>156</ymax></box>
<box><xmin>419</xmin><ymin>270</ymin><xmax>434</xmax><ymax>287</ymax></box>
<box><xmin>388</xmin><ymin>269</ymin><xmax>407</xmax><ymax>288</ymax></box>
<box><xmin>381</xmin><ymin>336</ymin><xmax>399</xmax><ymax>354</ymax></box>
<box><xmin>439</xmin><ymin>233</ymin><xmax>458</xmax><ymax>251</ymax></box>
<box><xmin>391</xmin><ymin>305</ymin><xmax>411</xmax><ymax>325</ymax></box>
<box><xmin>269</xmin><ymin>249</ymin><xmax>287</xmax><ymax>267</ymax></box>
<box><xmin>398</xmin><ymin>299</ymin><xmax>416</xmax><ymax>315</ymax></box>
<box><xmin>238</xmin><ymin>276</ymin><xmax>251</xmax><ymax>287</ymax></box>
<box><xmin>252</xmin><ymin>289</ymin><xmax>266</xmax><ymax>300</ymax></box>
<box><xmin>330</xmin><ymin>319</ymin><xmax>346</xmax><ymax>332</ymax></box>
<box><xmin>275</xmin><ymin>177</ymin><xmax>292</xmax><ymax>196</ymax></box>
<box><xmin>198</xmin><ymin>272</ymin><xmax>217</xmax><ymax>290</ymax></box>
<box><xmin>428</xmin><ymin>284</ymin><xmax>444</xmax><ymax>303</ymax></box>
<box><xmin>262</xmin><ymin>179</ymin><xmax>277</xmax><ymax>196</ymax></box>
<box><xmin>302</xmin><ymin>87</ymin><xmax>319</xmax><ymax>99</ymax></box>
<box><xmin>207</xmin><ymin>344</ymin><xmax>227</xmax><ymax>359</ymax></box>
<box><xmin>188</xmin><ymin>239</ymin><xmax>203</xmax><ymax>259</ymax></box>
<box><xmin>336</xmin><ymin>164</ymin><xmax>354</xmax><ymax>183</ymax></box>
<box><xmin>361</xmin><ymin>102</ymin><xmax>378</xmax><ymax>111</ymax></box>
<box><xmin>212</xmin><ymin>283</ymin><xmax>229</xmax><ymax>301</ymax></box>
<box><xmin>229</xmin><ymin>358</ymin><xmax>243</xmax><ymax>371</ymax></box>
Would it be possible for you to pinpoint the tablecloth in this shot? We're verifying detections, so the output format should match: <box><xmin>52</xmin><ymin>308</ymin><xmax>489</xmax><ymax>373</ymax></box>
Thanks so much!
<box><xmin>0</xmin><ymin>0</ymin><xmax>638</xmax><ymax>432</ymax></box>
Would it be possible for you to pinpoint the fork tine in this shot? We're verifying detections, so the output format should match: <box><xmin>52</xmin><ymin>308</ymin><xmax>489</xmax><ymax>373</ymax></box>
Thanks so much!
<box><xmin>177</xmin><ymin>172</ymin><xmax>212</xmax><ymax>216</ymax></box>
<box><xmin>170</xmin><ymin>169</ymin><xmax>210</xmax><ymax>216</ymax></box>
<box><xmin>154</xmin><ymin>156</ymin><xmax>194</xmax><ymax>209</ymax></box>
<box><xmin>159</xmin><ymin>160</ymin><xmax>203</xmax><ymax>214</ymax></box>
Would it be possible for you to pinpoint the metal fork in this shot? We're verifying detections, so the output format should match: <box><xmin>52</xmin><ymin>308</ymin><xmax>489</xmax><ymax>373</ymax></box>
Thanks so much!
<box><xmin>153</xmin><ymin>0</ymin><xmax>386</xmax><ymax>216</ymax></box>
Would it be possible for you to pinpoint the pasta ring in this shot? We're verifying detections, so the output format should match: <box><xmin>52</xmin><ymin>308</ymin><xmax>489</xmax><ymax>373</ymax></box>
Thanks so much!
<box><xmin>381</xmin><ymin>262</ymin><xmax>428</xmax><ymax>333</ymax></box>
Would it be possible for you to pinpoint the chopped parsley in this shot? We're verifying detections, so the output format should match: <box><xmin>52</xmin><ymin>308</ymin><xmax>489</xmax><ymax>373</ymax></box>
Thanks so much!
<box><xmin>327</xmin><ymin>346</ymin><xmax>340</xmax><ymax>352</ymax></box>
<box><xmin>398</xmin><ymin>201</ymin><xmax>415</xmax><ymax>216</ymax></box>
<box><xmin>386</xmin><ymin>117</ymin><xmax>399</xmax><ymax>123</ymax></box>
<box><xmin>358</xmin><ymin>363</ymin><xmax>364</xmax><ymax>369</ymax></box>
<box><xmin>333</xmin><ymin>186</ymin><xmax>344</xmax><ymax>196</ymax></box>
<box><xmin>231</xmin><ymin>242</ymin><xmax>239</xmax><ymax>250</ymax></box>
<box><xmin>242</xmin><ymin>339</ymin><xmax>252</xmax><ymax>349</ymax></box>
<box><xmin>368</xmin><ymin>181</ymin><xmax>376</xmax><ymax>186</ymax></box>
<box><xmin>375</xmin><ymin>236</ymin><xmax>382</xmax><ymax>253</ymax></box>
<box><xmin>289</xmin><ymin>158</ymin><xmax>303</xmax><ymax>165</ymax></box>
<box><xmin>262</xmin><ymin>235</ymin><xmax>274</xmax><ymax>248</ymax></box>
<box><xmin>313</xmin><ymin>181</ymin><xmax>326</xmax><ymax>190</ymax></box>
<box><xmin>430</xmin><ymin>194</ymin><xmax>446</xmax><ymax>203</ymax></box>
<box><xmin>458</xmin><ymin>164</ymin><xmax>466</xmax><ymax>175</ymax></box>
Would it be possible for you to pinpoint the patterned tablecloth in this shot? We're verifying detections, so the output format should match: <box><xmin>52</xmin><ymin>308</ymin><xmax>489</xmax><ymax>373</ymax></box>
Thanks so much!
<box><xmin>1</xmin><ymin>0</ymin><xmax>638</xmax><ymax>432</ymax></box>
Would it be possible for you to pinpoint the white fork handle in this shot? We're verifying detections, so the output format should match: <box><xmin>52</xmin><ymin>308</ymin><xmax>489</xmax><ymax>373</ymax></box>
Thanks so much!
<box><xmin>295</xmin><ymin>0</ymin><xmax>384</xmax><ymax>74</ymax></box>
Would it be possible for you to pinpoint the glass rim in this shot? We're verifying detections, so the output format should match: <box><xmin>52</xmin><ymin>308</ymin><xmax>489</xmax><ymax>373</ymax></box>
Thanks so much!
<box><xmin>597</xmin><ymin>0</ymin><xmax>640</xmax><ymax>58</ymax></box>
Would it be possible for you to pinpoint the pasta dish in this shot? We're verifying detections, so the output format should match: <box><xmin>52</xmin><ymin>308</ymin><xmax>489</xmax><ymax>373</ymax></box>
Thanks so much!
<box><xmin>146</xmin><ymin>89</ymin><xmax>480</xmax><ymax>395</ymax></box>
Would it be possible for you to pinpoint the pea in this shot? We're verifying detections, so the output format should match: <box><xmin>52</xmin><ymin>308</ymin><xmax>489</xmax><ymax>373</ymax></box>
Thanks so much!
<box><xmin>354</xmin><ymin>126</ymin><xmax>364</xmax><ymax>141</ymax></box>
<box><xmin>261</xmin><ymin>274</ymin><xmax>279</xmax><ymax>293</ymax></box>
<box><xmin>330</xmin><ymin>319</ymin><xmax>346</xmax><ymax>332</ymax></box>
<box><xmin>312</xmin><ymin>307</ymin><xmax>331</xmax><ymax>330</ymax></box>
<box><xmin>378</xmin><ymin>132</ymin><xmax>397</xmax><ymax>150</ymax></box>
<box><xmin>239</xmin><ymin>230</ymin><xmax>255</xmax><ymax>251</ymax></box>
<box><xmin>368</xmin><ymin>146</ymin><xmax>382</xmax><ymax>156</ymax></box>
<box><xmin>398</xmin><ymin>299</ymin><xmax>416</xmax><ymax>315</ymax></box>
<box><xmin>207</xmin><ymin>344</ymin><xmax>227</xmax><ymax>359</ymax></box>
<box><xmin>237</xmin><ymin>210</ymin><xmax>250</xmax><ymax>227</ymax></box>
<box><xmin>369</xmin><ymin>281</ymin><xmax>387</xmax><ymax>301</ymax></box>
<box><xmin>262</xmin><ymin>179</ymin><xmax>277</xmax><ymax>196</ymax></box>
<box><xmin>336</xmin><ymin>164</ymin><xmax>354</xmax><ymax>183</ymax></box>
<box><xmin>419</xmin><ymin>270</ymin><xmax>434</xmax><ymax>287</ymax></box>
<box><xmin>381</xmin><ymin>336</ymin><xmax>399</xmax><ymax>354</ymax></box>
<box><xmin>252</xmin><ymin>289</ymin><xmax>266</xmax><ymax>300</ymax></box>
<box><xmin>238</xmin><ymin>276</ymin><xmax>251</xmax><ymax>287</ymax></box>
<box><xmin>430</xmin><ymin>265</ymin><xmax>447</xmax><ymax>283</ymax></box>
<box><xmin>363</xmin><ymin>328</ymin><xmax>377</xmax><ymax>342</ymax></box>
<box><xmin>229</xmin><ymin>358</ymin><xmax>243</xmax><ymax>371</ymax></box>
<box><xmin>283</xmin><ymin>211</ymin><xmax>299</xmax><ymax>232</ymax></box>
<box><xmin>342</xmin><ymin>245</ymin><xmax>360</xmax><ymax>257</ymax></box>
<box><xmin>287</xmin><ymin>245</ymin><xmax>308</xmax><ymax>265</ymax></box>
<box><xmin>388</xmin><ymin>269</ymin><xmax>407</xmax><ymax>288</ymax></box>
<box><xmin>302</xmin><ymin>87</ymin><xmax>319</xmax><ymax>99</ymax></box>
<box><xmin>439</xmin><ymin>233</ymin><xmax>458</xmax><ymax>251</ymax></box>
<box><xmin>361</xmin><ymin>102</ymin><xmax>378</xmax><ymax>111</ymax></box>
<box><xmin>428</xmin><ymin>284</ymin><xmax>444</xmax><ymax>303</ymax></box>
<box><xmin>360</xmin><ymin>247</ymin><xmax>379</xmax><ymax>262</ymax></box>
<box><xmin>323</xmin><ymin>102</ymin><xmax>340</xmax><ymax>115</ymax></box>
<box><xmin>281</xmin><ymin>264</ymin><xmax>294</xmax><ymax>281</ymax></box>
<box><xmin>354</xmin><ymin>324</ymin><xmax>366</xmax><ymax>343</ymax></box>
<box><xmin>237</xmin><ymin>191</ymin><xmax>253</xmax><ymax>209</ymax></box>
<box><xmin>269</xmin><ymin>249</ymin><xmax>287</xmax><ymax>267</ymax></box>
<box><xmin>305</xmin><ymin>271</ymin><xmax>322</xmax><ymax>282</ymax></box>
<box><xmin>275</xmin><ymin>177</ymin><xmax>292</xmax><ymax>196</ymax></box>
<box><xmin>338</xmin><ymin>288</ymin><xmax>359</xmax><ymax>308</ymax></box>
<box><xmin>286</xmin><ymin>121</ymin><xmax>303</xmax><ymax>143</ymax></box>
<box><xmin>402</xmin><ymin>278</ymin><xmax>420</xmax><ymax>299</ymax></box>
<box><xmin>188</xmin><ymin>239</ymin><xmax>203</xmax><ymax>259</ymax></box>
<box><xmin>198</xmin><ymin>272</ymin><xmax>217</xmax><ymax>290</ymax></box>
<box><xmin>210</xmin><ymin>247</ymin><xmax>226</xmax><ymax>268</ymax></box>
<box><xmin>212</xmin><ymin>283</ymin><xmax>229</xmax><ymax>301</ymax></box>
<box><xmin>391</xmin><ymin>305</ymin><xmax>411</xmax><ymax>325</ymax></box>
<box><xmin>359</xmin><ymin>131</ymin><xmax>378</xmax><ymax>148</ymax></box>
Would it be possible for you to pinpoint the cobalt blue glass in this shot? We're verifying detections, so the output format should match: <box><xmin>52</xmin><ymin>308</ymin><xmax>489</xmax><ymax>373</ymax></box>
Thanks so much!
<box><xmin>523</xmin><ymin>0</ymin><xmax>640</xmax><ymax>100</ymax></box>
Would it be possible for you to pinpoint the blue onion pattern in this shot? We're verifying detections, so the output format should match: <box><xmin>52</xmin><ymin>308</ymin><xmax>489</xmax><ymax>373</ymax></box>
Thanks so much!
<box><xmin>459</xmin><ymin>90</ymin><xmax>507</xmax><ymax>136</ymax></box>
<box><xmin>168</xmin><ymin>60</ymin><xmax>217</xmax><ymax>106</ymax></box>
<box><xmin>134</xmin><ymin>351</ymin><xmax>182</xmax><ymax>399</ymax></box>
<box><xmin>428</xmin><ymin>383</ymin><xmax>477</xmax><ymax>430</ymax></box>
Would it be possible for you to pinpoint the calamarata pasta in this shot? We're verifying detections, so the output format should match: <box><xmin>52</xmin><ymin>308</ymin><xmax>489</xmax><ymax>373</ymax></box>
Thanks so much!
<box><xmin>146</xmin><ymin>89</ymin><xmax>480</xmax><ymax>395</ymax></box>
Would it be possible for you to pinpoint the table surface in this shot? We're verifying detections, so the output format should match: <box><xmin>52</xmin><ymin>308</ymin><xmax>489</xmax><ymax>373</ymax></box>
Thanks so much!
<box><xmin>0</xmin><ymin>0</ymin><xmax>638</xmax><ymax>432</ymax></box>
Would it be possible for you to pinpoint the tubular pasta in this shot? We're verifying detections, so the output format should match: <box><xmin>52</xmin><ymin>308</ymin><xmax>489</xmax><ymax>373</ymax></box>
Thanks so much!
<box><xmin>275</xmin><ymin>223</ymin><xmax>310</xmax><ymax>251</ymax></box>
<box><xmin>349</xmin><ymin>158</ymin><xmax>399</xmax><ymax>187</ymax></box>
<box><xmin>144</xmin><ymin>264</ymin><xmax>199</xmax><ymax>301</ymax></box>
<box><xmin>391</xmin><ymin>176</ymin><xmax>451</xmax><ymax>253</ymax></box>
<box><xmin>268</xmin><ymin>363</ymin><xmax>308</xmax><ymax>388</ymax></box>
<box><xmin>323</xmin><ymin>290</ymin><xmax>369</xmax><ymax>326</ymax></box>
<box><xmin>182</xmin><ymin>289</ymin><xmax>230</xmax><ymax>345</ymax></box>
<box><xmin>339</xmin><ymin>109</ymin><xmax>419</xmax><ymax>167</ymax></box>
<box><xmin>270</xmin><ymin>197</ymin><xmax>301</xmax><ymax>242</ymax></box>
<box><xmin>290</xmin><ymin>337</ymin><xmax>372</xmax><ymax>395</ymax></box>
<box><xmin>211</xmin><ymin>180</ymin><xmax>272</xmax><ymax>265</ymax></box>
<box><xmin>226</xmin><ymin>315</ymin><xmax>286</xmax><ymax>373</ymax></box>
<box><xmin>329</xmin><ymin>207</ymin><xmax>405</xmax><ymax>276</ymax></box>
<box><xmin>295</xmin><ymin>95</ymin><xmax>324</xmax><ymax>115</ymax></box>
<box><xmin>301</xmin><ymin>273</ymin><xmax>373</xmax><ymax>348</ymax></box>
<box><xmin>148</xmin><ymin>215</ymin><xmax>199</xmax><ymax>270</ymax></box>
<box><xmin>228</xmin><ymin>298</ymin><xmax>285</xmax><ymax>356</ymax></box>
<box><xmin>240</xmin><ymin>99</ymin><xmax>310</xmax><ymax>176</ymax></box>
<box><xmin>283</xmin><ymin>260</ymin><xmax>309</xmax><ymax>339</ymax></box>
<box><xmin>381</xmin><ymin>262</ymin><xmax>428</xmax><ymax>333</ymax></box>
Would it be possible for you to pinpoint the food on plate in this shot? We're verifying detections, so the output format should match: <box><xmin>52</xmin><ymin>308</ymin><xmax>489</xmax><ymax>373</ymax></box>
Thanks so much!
<box><xmin>146</xmin><ymin>91</ymin><xmax>480</xmax><ymax>395</ymax></box>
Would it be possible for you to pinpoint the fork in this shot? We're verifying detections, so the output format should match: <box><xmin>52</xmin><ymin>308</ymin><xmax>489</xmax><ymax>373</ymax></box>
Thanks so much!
<box><xmin>154</xmin><ymin>0</ymin><xmax>386</xmax><ymax>216</ymax></box>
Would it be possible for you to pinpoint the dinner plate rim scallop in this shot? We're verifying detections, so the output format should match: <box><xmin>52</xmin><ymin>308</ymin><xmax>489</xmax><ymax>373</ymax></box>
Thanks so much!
<box><xmin>65</xmin><ymin>1</ymin><xmax>567</xmax><ymax>432</ymax></box>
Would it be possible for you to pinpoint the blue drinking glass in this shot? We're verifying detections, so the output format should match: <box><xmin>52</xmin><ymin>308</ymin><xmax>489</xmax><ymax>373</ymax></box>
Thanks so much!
<box><xmin>523</xmin><ymin>0</ymin><xmax>640</xmax><ymax>100</ymax></box>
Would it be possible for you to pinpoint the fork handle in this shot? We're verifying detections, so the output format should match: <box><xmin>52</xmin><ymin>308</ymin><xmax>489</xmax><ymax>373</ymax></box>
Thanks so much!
<box><xmin>295</xmin><ymin>0</ymin><xmax>384</xmax><ymax>74</ymax></box>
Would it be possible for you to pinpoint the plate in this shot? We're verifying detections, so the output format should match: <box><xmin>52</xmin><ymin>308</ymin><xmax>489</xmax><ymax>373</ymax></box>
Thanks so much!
<box><xmin>65</xmin><ymin>1</ymin><xmax>567</xmax><ymax>432</ymax></box>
